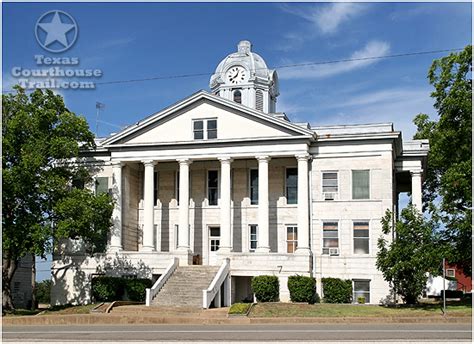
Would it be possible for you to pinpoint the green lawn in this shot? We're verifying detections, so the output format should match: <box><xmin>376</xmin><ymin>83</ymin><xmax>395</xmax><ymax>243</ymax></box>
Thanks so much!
<box><xmin>249</xmin><ymin>301</ymin><xmax>472</xmax><ymax>318</ymax></box>
<box><xmin>4</xmin><ymin>304</ymin><xmax>100</xmax><ymax>317</ymax></box>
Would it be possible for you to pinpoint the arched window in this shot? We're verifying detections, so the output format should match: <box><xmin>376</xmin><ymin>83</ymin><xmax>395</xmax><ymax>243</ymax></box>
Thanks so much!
<box><xmin>255</xmin><ymin>90</ymin><xmax>263</xmax><ymax>111</ymax></box>
<box><xmin>233</xmin><ymin>90</ymin><xmax>242</xmax><ymax>104</ymax></box>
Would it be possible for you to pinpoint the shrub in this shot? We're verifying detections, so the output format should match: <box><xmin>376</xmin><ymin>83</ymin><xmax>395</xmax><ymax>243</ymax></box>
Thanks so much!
<box><xmin>357</xmin><ymin>296</ymin><xmax>366</xmax><ymax>304</ymax></box>
<box><xmin>288</xmin><ymin>275</ymin><xmax>318</xmax><ymax>304</ymax></box>
<box><xmin>228</xmin><ymin>303</ymin><xmax>252</xmax><ymax>315</ymax></box>
<box><xmin>251</xmin><ymin>275</ymin><xmax>279</xmax><ymax>302</ymax></box>
<box><xmin>124</xmin><ymin>278</ymin><xmax>152</xmax><ymax>302</ymax></box>
<box><xmin>36</xmin><ymin>280</ymin><xmax>52</xmax><ymax>304</ymax></box>
<box><xmin>91</xmin><ymin>276</ymin><xmax>123</xmax><ymax>302</ymax></box>
<box><xmin>321</xmin><ymin>278</ymin><xmax>352</xmax><ymax>303</ymax></box>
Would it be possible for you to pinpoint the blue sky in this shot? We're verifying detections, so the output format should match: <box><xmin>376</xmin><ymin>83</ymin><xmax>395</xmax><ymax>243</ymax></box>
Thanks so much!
<box><xmin>2</xmin><ymin>2</ymin><xmax>471</xmax><ymax>280</ymax></box>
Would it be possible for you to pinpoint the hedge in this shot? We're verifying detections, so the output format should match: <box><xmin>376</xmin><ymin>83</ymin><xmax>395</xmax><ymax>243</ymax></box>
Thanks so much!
<box><xmin>321</xmin><ymin>278</ymin><xmax>352</xmax><ymax>303</ymax></box>
<box><xmin>288</xmin><ymin>275</ymin><xmax>319</xmax><ymax>304</ymax></box>
<box><xmin>91</xmin><ymin>276</ymin><xmax>152</xmax><ymax>302</ymax></box>
<box><xmin>251</xmin><ymin>275</ymin><xmax>279</xmax><ymax>302</ymax></box>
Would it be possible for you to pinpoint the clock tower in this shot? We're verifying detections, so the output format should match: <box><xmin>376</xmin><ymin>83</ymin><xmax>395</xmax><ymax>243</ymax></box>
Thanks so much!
<box><xmin>210</xmin><ymin>40</ymin><xmax>279</xmax><ymax>114</ymax></box>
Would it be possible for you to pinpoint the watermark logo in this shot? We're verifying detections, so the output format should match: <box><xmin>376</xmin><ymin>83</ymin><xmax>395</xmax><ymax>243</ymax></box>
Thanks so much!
<box><xmin>35</xmin><ymin>10</ymin><xmax>78</xmax><ymax>53</ymax></box>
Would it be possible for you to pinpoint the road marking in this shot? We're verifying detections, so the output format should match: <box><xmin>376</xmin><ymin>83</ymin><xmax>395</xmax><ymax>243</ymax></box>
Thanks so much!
<box><xmin>4</xmin><ymin>329</ymin><xmax>472</xmax><ymax>334</ymax></box>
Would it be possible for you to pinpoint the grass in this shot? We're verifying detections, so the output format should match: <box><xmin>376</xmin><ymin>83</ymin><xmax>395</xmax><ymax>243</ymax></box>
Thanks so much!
<box><xmin>229</xmin><ymin>303</ymin><xmax>252</xmax><ymax>315</ymax></box>
<box><xmin>3</xmin><ymin>309</ymin><xmax>43</xmax><ymax>317</ymax></box>
<box><xmin>4</xmin><ymin>303</ymin><xmax>101</xmax><ymax>317</ymax></box>
<box><xmin>249</xmin><ymin>300</ymin><xmax>472</xmax><ymax>318</ymax></box>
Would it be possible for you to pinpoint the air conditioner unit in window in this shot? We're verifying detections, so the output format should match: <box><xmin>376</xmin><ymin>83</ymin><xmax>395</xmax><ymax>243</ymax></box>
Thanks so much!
<box><xmin>324</xmin><ymin>192</ymin><xmax>336</xmax><ymax>201</ymax></box>
<box><xmin>329</xmin><ymin>248</ymin><xmax>339</xmax><ymax>256</ymax></box>
<box><xmin>322</xmin><ymin>247</ymin><xmax>329</xmax><ymax>255</ymax></box>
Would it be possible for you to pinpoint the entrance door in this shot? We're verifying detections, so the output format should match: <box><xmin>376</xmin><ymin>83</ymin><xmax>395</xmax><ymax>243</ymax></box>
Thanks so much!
<box><xmin>208</xmin><ymin>227</ymin><xmax>220</xmax><ymax>265</ymax></box>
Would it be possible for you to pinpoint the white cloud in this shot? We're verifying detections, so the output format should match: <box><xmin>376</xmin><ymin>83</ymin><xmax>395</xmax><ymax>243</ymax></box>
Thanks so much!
<box><xmin>280</xmin><ymin>3</ymin><xmax>367</xmax><ymax>35</ymax></box>
<box><xmin>279</xmin><ymin>40</ymin><xmax>391</xmax><ymax>80</ymax></box>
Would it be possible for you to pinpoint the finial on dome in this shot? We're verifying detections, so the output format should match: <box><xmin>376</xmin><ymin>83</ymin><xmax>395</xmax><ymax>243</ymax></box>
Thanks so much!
<box><xmin>238</xmin><ymin>40</ymin><xmax>252</xmax><ymax>54</ymax></box>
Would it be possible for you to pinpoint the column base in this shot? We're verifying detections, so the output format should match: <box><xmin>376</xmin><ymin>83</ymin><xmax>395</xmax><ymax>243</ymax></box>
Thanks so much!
<box><xmin>107</xmin><ymin>246</ymin><xmax>123</xmax><ymax>253</ymax></box>
<box><xmin>256</xmin><ymin>247</ymin><xmax>270</xmax><ymax>253</ymax></box>
<box><xmin>217</xmin><ymin>247</ymin><xmax>232</xmax><ymax>254</ymax></box>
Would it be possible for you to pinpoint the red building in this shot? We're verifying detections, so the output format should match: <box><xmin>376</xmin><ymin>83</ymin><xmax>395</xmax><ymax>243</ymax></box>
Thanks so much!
<box><xmin>446</xmin><ymin>263</ymin><xmax>472</xmax><ymax>293</ymax></box>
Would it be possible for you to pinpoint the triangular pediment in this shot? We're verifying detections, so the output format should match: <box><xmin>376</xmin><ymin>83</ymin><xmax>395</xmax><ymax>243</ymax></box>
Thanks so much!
<box><xmin>102</xmin><ymin>91</ymin><xmax>314</xmax><ymax>146</ymax></box>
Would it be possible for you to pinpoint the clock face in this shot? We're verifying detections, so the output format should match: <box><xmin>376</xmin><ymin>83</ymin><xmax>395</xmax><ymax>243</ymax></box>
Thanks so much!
<box><xmin>226</xmin><ymin>66</ymin><xmax>247</xmax><ymax>84</ymax></box>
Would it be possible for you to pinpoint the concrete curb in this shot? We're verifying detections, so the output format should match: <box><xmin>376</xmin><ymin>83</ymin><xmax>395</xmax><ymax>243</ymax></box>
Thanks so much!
<box><xmin>2</xmin><ymin>314</ymin><xmax>470</xmax><ymax>326</ymax></box>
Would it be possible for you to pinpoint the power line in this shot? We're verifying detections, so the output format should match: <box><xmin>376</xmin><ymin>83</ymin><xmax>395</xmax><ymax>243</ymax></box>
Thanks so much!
<box><xmin>2</xmin><ymin>47</ymin><xmax>464</xmax><ymax>93</ymax></box>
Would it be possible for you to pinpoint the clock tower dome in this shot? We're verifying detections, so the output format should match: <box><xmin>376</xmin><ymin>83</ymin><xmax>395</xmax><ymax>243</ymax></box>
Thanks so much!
<box><xmin>210</xmin><ymin>40</ymin><xmax>279</xmax><ymax>114</ymax></box>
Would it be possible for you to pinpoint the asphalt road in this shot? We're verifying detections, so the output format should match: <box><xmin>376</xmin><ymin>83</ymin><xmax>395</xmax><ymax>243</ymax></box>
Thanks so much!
<box><xmin>3</xmin><ymin>323</ymin><xmax>471</xmax><ymax>342</ymax></box>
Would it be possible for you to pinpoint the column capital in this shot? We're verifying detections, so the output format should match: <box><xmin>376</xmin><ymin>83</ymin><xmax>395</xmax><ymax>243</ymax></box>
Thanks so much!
<box><xmin>177</xmin><ymin>158</ymin><xmax>193</xmax><ymax>166</ymax></box>
<box><xmin>410</xmin><ymin>169</ymin><xmax>423</xmax><ymax>176</ymax></box>
<box><xmin>295</xmin><ymin>153</ymin><xmax>311</xmax><ymax>161</ymax></box>
<box><xmin>218</xmin><ymin>156</ymin><xmax>233</xmax><ymax>164</ymax></box>
<box><xmin>256</xmin><ymin>155</ymin><xmax>271</xmax><ymax>162</ymax></box>
<box><xmin>142</xmin><ymin>160</ymin><xmax>157</xmax><ymax>167</ymax></box>
<box><xmin>111</xmin><ymin>161</ymin><xmax>126</xmax><ymax>168</ymax></box>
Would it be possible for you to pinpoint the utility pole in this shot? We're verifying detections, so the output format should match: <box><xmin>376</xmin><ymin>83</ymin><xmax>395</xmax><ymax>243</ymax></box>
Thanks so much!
<box><xmin>95</xmin><ymin>102</ymin><xmax>105</xmax><ymax>137</ymax></box>
<box><xmin>442</xmin><ymin>257</ymin><xmax>446</xmax><ymax>316</ymax></box>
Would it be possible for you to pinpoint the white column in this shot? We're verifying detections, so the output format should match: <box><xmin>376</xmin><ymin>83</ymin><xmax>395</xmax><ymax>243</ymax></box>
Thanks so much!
<box><xmin>296</xmin><ymin>154</ymin><xmax>310</xmax><ymax>253</ymax></box>
<box><xmin>141</xmin><ymin>160</ymin><xmax>156</xmax><ymax>251</ymax></box>
<box><xmin>256</xmin><ymin>156</ymin><xmax>270</xmax><ymax>252</ymax></box>
<box><xmin>411</xmin><ymin>170</ymin><xmax>423</xmax><ymax>213</ymax></box>
<box><xmin>218</xmin><ymin>157</ymin><xmax>233</xmax><ymax>253</ymax></box>
<box><xmin>109</xmin><ymin>162</ymin><xmax>123</xmax><ymax>252</ymax></box>
<box><xmin>177</xmin><ymin>158</ymin><xmax>192</xmax><ymax>252</ymax></box>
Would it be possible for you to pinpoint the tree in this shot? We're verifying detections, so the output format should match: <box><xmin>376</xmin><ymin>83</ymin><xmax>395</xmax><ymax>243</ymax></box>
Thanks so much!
<box><xmin>36</xmin><ymin>280</ymin><xmax>52</xmax><ymax>304</ymax></box>
<box><xmin>413</xmin><ymin>45</ymin><xmax>472</xmax><ymax>276</ymax></box>
<box><xmin>2</xmin><ymin>87</ymin><xmax>114</xmax><ymax>310</ymax></box>
<box><xmin>376</xmin><ymin>206</ymin><xmax>442</xmax><ymax>304</ymax></box>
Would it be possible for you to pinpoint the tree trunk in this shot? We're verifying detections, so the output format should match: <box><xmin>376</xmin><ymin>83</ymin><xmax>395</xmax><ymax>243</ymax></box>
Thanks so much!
<box><xmin>2</xmin><ymin>255</ymin><xmax>18</xmax><ymax>311</ymax></box>
<box><xmin>31</xmin><ymin>253</ymin><xmax>37</xmax><ymax>310</ymax></box>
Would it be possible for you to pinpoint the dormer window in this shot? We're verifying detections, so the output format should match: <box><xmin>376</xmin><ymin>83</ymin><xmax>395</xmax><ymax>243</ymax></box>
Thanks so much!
<box><xmin>233</xmin><ymin>90</ymin><xmax>242</xmax><ymax>104</ymax></box>
<box><xmin>193</xmin><ymin>118</ymin><xmax>217</xmax><ymax>140</ymax></box>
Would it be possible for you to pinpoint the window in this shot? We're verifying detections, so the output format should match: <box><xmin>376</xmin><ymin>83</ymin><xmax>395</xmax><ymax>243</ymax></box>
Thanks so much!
<box><xmin>256</xmin><ymin>90</ymin><xmax>263</xmax><ymax>111</ymax></box>
<box><xmin>249</xmin><ymin>169</ymin><xmax>258</xmax><ymax>205</ymax></box>
<box><xmin>193</xmin><ymin>120</ymin><xmax>204</xmax><ymax>140</ymax></box>
<box><xmin>353</xmin><ymin>222</ymin><xmax>369</xmax><ymax>254</ymax></box>
<box><xmin>446</xmin><ymin>269</ymin><xmax>455</xmax><ymax>278</ymax></box>
<box><xmin>322</xmin><ymin>222</ymin><xmax>339</xmax><ymax>254</ymax></box>
<box><xmin>286</xmin><ymin>168</ymin><xmax>298</xmax><ymax>204</ymax></box>
<box><xmin>95</xmin><ymin>177</ymin><xmax>109</xmax><ymax>195</ymax></box>
<box><xmin>353</xmin><ymin>280</ymin><xmax>370</xmax><ymax>303</ymax></box>
<box><xmin>210</xmin><ymin>227</ymin><xmax>220</xmax><ymax>251</ymax></box>
<box><xmin>208</xmin><ymin>170</ymin><xmax>218</xmax><ymax>206</ymax></box>
<box><xmin>352</xmin><ymin>170</ymin><xmax>370</xmax><ymax>199</ymax></box>
<box><xmin>207</xmin><ymin>119</ymin><xmax>217</xmax><ymax>139</ymax></box>
<box><xmin>153</xmin><ymin>171</ymin><xmax>159</xmax><ymax>205</ymax></box>
<box><xmin>287</xmin><ymin>226</ymin><xmax>298</xmax><ymax>253</ymax></box>
<box><xmin>322</xmin><ymin>172</ymin><xmax>338</xmax><ymax>193</ymax></box>
<box><xmin>175</xmin><ymin>224</ymin><xmax>179</xmax><ymax>249</ymax></box>
<box><xmin>249</xmin><ymin>225</ymin><xmax>258</xmax><ymax>251</ymax></box>
<box><xmin>233</xmin><ymin>90</ymin><xmax>242</xmax><ymax>103</ymax></box>
<box><xmin>193</xmin><ymin>119</ymin><xmax>218</xmax><ymax>140</ymax></box>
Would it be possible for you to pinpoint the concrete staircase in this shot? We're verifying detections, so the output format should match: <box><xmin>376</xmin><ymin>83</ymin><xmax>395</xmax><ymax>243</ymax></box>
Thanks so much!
<box><xmin>152</xmin><ymin>265</ymin><xmax>220</xmax><ymax>308</ymax></box>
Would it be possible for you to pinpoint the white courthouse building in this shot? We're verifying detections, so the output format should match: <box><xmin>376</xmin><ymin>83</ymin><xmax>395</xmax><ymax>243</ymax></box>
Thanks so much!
<box><xmin>51</xmin><ymin>41</ymin><xmax>428</xmax><ymax>307</ymax></box>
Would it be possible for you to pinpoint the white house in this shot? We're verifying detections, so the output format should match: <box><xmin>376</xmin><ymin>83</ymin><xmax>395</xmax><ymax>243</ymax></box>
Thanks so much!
<box><xmin>51</xmin><ymin>41</ymin><xmax>428</xmax><ymax>307</ymax></box>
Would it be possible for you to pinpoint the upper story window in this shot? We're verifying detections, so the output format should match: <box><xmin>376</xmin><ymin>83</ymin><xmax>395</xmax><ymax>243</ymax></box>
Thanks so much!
<box><xmin>322</xmin><ymin>222</ymin><xmax>339</xmax><ymax>255</ymax></box>
<box><xmin>446</xmin><ymin>269</ymin><xmax>455</xmax><ymax>278</ymax></box>
<box><xmin>233</xmin><ymin>90</ymin><xmax>242</xmax><ymax>104</ymax></box>
<box><xmin>353</xmin><ymin>222</ymin><xmax>369</xmax><ymax>254</ymax></box>
<box><xmin>95</xmin><ymin>177</ymin><xmax>109</xmax><ymax>195</ymax></box>
<box><xmin>352</xmin><ymin>170</ymin><xmax>370</xmax><ymax>199</ymax></box>
<box><xmin>208</xmin><ymin>170</ymin><xmax>218</xmax><ymax>206</ymax></box>
<box><xmin>322</xmin><ymin>171</ymin><xmax>338</xmax><ymax>200</ymax></box>
<box><xmin>249</xmin><ymin>169</ymin><xmax>258</xmax><ymax>205</ymax></box>
<box><xmin>286</xmin><ymin>168</ymin><xmax>298</xmax><ymax>204</ymax></box>
<box><xmin>193</xmin><ymin>119</ymin><xmax>217</xmax><ymax>140</ymax></box>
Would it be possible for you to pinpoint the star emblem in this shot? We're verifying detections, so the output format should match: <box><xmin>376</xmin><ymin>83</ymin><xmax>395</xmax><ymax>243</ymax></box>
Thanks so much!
<box><xmin>35</xmin><ymin>10</ymin><xmax>78</xmax><ymax>53</ymax></box>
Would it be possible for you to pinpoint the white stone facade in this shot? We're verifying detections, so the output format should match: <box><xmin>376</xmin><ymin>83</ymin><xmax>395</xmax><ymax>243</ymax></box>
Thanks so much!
<box><xmin>51</xmin><ymin>41</ymin><xmax>428</xmax><ymax>306</ymax></box>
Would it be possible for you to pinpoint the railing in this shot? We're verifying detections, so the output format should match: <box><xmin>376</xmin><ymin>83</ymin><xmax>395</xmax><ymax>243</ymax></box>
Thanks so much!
<box><xmin>202</xmin><ymin>258</ymin><xmax>230</xmax><ymax>309</ymax></box>
<box><xmin>145</xmin><ymin>257</ymin><xmax>179</xmax><ymax>306</ymax></box>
